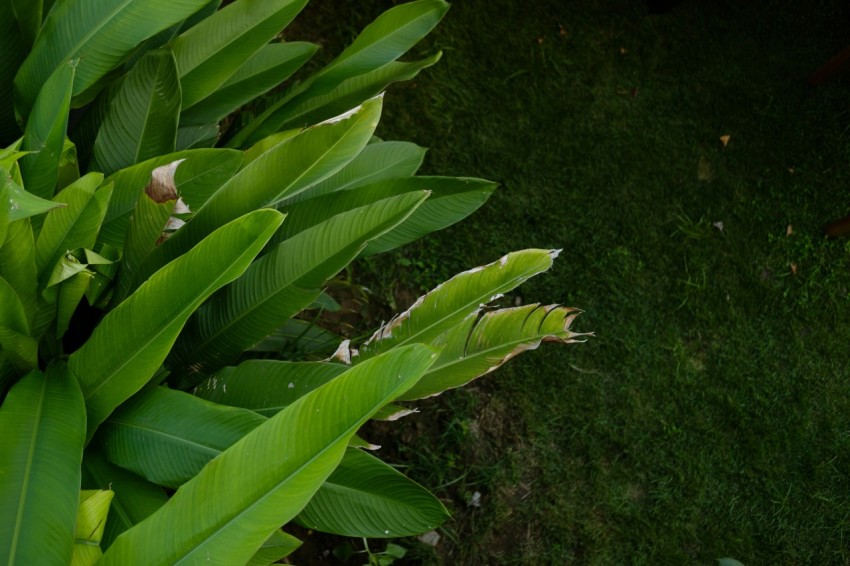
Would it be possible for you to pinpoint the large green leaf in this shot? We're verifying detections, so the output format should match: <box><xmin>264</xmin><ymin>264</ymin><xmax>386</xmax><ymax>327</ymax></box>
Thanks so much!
<box><xmin>81</xmin><ymin>449</ymin><xmax>168</xmax><ymax>551</ymax></box>
<box><xmin>34</xmin><ymin>173</ymin><xmax>110</xmax><ymax>285</ymax></box>
<box><xmin>91</xmin><ymin>49</ymin><xmax>181</xmax><ymax>176</ymax></box>
<box><xmin>0</xmin><ymin>176</ymin><xmax>8</xmax><ymax>251</ymax></box>
<box><xmin>5</xmin><ymin>175</ymin><xmax>65</xmax><ymax>222</ymax></box>
<box><xmin>297</xmin><ymin>448</ymin><xmax>449</xmax><ymax>537</ymax></box>
<box><xmin>99</xmin><ymin>344</ymin><xmax>436</xmax><ymax>565</ymax></box>
<box><xmin>103</xmin><ymin>377</ymin><xmax>368</xmax><ymax>489</ymax></box>
<box><xmin>247</xmin><ymin>530</ymin><xmax>301</xmax><ymax>566</ymax></box>
<box><xmin>0</xmin><ymin>364</ymin><xmax>86</xmax><ymax>566</ymax></box>
<box><xmin>167</xmin><ymin>191</ymin><xmax>426</xmax><ymax>382</ymax></box>
<box><xmin>68</xmin><ymin>208</ymin><xmax>284</xmax><ymax>441</ymax></box>
<box><xmin>180</xmin><ymin>42</ymin><xmax>318</xmax><ymax>125</ymax></box>
<box><xmin>230</xmin><ymin>0</ymin><xmax>447</xmax><ymax>146</ymax></box>
<box><xmin>0</xmin><ymin>354</ymin><xmax>14</xmax><ymax>397</ymax></box>
<box><xmin>282</xmin><ymin>140</ymin><xmax>426</xmax><ymax>205</ymax></box>
<box><xmin>175</xmin><ymin>123</ymin><xmax>219</xmax><ymax>150</ymax></box>
<box><xmin>194</xmin><ymin>360</ymin><xmax>347</xmax><ymax>416</ymax></box>
<box><xmin>67</xmin><ymin>79</ymin><xmax>118</xmax><ymax>168</ymax></box>
<box><xmin>298</xmin><ymin>0</ymin><xmax>447</xmax><ymax>89</ymax></box>
<box><xmin>276</xmin><ymin>176</ymin><xmax>496</xmax><ymax>255</ymax></box>
<box><xmin>0</xmin><ymin>3</ymin><xmax>26</xmax><ymax>144</ymax></box>
<box><xmin>402</xmin><ymin>304</ymin><xmax>590</xmax><ymax>400</ymax></box>
<box><xmin>98</xmin><ymin>149</ymin><xmax>243</xmax><ymax>248</ymax></box>
<box><xmin>171</xmin><ymin>0</ymin><xmax>308</xmax><ymax>109</ymax></box>
<box><xmin>110</xmin><ymin>174</ymin><xmax>178</xmax><ymax>306</ymax></box>
<box><xmin>11</xmin><ymin>0</ymin><xmax>41</xmax><ymax>49</ymax></box>
<box><xmin>100</xmin><ymin>386</ymin><xmax>266</xmax><ymax>488</ymax></box>
<box><xmin>0</xmin><ymin>276</ymin><xmax>37</xmax><ymax>372</ymax></box>
<box><xmin>357</xmin><ymin>249</ymin><xmax>559</xmax><ymax>360</ymax></box>
<box><xmin>19</xmin><ymin>60</ymin><xmax>75</xmax><ymax>199</ymax></box>
<box><xmin>71</xmin><ymin>490</ymin><xmax>113</xmax><ymax>566</ymax></box>
<box><xmin>13</xmin><ymin>0</ymin><xmax>209</xmax><ymax>113</ymax></box>
<box><xmin>266</xmin><ymin>52</ymin><xmax>443</xmax><ymax>137</ymax></box>
<box><xmin>246</xmin><ymin>318</ymin><xmax>341</xmax><ymax>357</ymax></box>
<box><xmin>146</xmin><ymin>96</ymin><xmax>383</xmax><ymax>283</ymax></box>
<box><xmin>361</xmin><ymin>177</ymin><xmax>496</xmax><ymax>255</ymax></box>
<box><xmin>0</xmin><ymin>220</ymin><xmax>38</xmax><ymax>327</ymax></box>
<box><xmin>57</xmin><ymin>138</ymin><xmax>81</xmax><ymax>191</ymax></box>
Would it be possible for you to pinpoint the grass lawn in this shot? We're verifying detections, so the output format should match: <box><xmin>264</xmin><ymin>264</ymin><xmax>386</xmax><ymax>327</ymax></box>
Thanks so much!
<box><xmin>291</xmin><ymin>0</ymin><xmax>850</xmax><ymax>563</ymax></box>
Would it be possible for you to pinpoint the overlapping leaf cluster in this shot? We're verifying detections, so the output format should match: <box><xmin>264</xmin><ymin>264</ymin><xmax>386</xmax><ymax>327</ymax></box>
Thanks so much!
<box><xmin>0</xmin><ymin>1</ymin><xmax>587</xmax><ymax>563</ymax></box>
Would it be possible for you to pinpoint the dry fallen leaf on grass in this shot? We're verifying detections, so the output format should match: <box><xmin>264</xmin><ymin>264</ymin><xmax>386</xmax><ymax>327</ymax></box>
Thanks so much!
<box><xmin>786</xmin><ymin>224</ymin><xmax>793</xmax><ymax>236</ymax></box>
<box><xmin>719</xmin><ymin>134</ymin><xmax>731</xmax><ymax>147</ymax></box>
<box><xmin>790</xmin><ymin>263</ymin><xmax>798</xmax><ymax>275</ymax></box>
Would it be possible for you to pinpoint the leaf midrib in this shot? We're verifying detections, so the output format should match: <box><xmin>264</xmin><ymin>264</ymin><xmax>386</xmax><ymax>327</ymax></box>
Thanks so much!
<box><xmin>36</xmin><ymin>188</ymin><xmax>95</xmax><ymax>275</ymax></box>
<box><xmin>8</xmin><ymin>375</ymin><xmax>47</xmax><ymax>564</ymax></box>
<box><xmin>172</xmin><ymin>244</ymin><xmax>356</xmax><ymax>366</ymax></box>
<box><xmin>133</xmin><ymin>55</ymin><xmax>173</xmax><ymax>165</ymax></box>
<box><xmin>177</xmin><ymin>0</ymin><xmax>300</xmax><ymax>78</ymax></box>
<box><xmin>369</xmin><ymin>258</ymin><xmax>550</xmax><ymax>355</ymax></box>
<box><xmin>318</xmin><ymin>4</ymin><xmax>442</xmax><ymax>85</ymax></box>
<box><xmin>25</xmin><ymin>0</ymin><xmax>134</xmax><ymax>98</ymax></box>
<box><xmin>108</xmin><ymin>417</ymin><xmax>229</xmax><ymax>457</ymax></box>
<box><xmin>171</xmin><ymin>393</ymin><xmax>391</xmax><ymax>564</ymax></box>
<box><xmin>79</xmin><ymin>231</ymin><xmax>267</xmax><ymax>404</ymax></box>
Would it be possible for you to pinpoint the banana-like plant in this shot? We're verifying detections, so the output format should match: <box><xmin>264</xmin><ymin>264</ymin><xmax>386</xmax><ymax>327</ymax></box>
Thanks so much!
<box><xmin>0</xmin><ymin>1</ymin><xmax>589</xmax><ymax>563</ymax></box>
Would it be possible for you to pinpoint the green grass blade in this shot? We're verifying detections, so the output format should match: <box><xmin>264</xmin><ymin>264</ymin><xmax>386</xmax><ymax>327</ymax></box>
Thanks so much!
<box><xmin>167</xmin><ymin>191</ymin><xmax>426</xmax><ymax>381</ymax></box>
<box><xmin>91</xmin><ymin>49</ymin><xmax>181</xmax><ymax>176</ymax></box>
<box><xmin>13</xmin><ymin>0</ymin><xmax>208</xmax><ymax>114</ymax></box>
<box><xmin>357</xmin><ymin>249</ymin><xmax>559</xmax><ymax>360</ymax></box>
<box><xmin>99</xmin><ymin>344</ymin><xmax>436</xmax><ymax>565</ymax></box>
<box><xmin>68</xmin><ymin>208</ymin><xmax>284</xmax><ymax>441</ymax></box>
<box><xmin>194</xmin><ymin>360</ymin><xmax>347</xmax><ymax>416</ymax></box>
<box><xmin>297</xmin><ymin>448</ymin><xmax>450</xmax><ymax>537</ymax></box>
<box><xmin>171</xmin><ymin>0</ymin><xmax>308</xmax><ymax>108</ymax></box>
<box><xmin>19</xmin><ymin>60</ymin><xmax>75</xmax><ymax>199</ymax></box>
<box><xmin>180</xmin><ymin>42</ymin><xmax>318</xmax><ymax>125</ymax></box>
<box><xmin>0</xmin><ymin>364</ymin><xmax>86</xmax><ymax>566</ymax></box>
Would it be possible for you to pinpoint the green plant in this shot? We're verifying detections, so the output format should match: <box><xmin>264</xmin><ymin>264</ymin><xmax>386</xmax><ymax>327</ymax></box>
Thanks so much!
<box><xmin>0</xmin><ymin>1</ymin><xmax>587</xmax><ymax>564</ymax></box>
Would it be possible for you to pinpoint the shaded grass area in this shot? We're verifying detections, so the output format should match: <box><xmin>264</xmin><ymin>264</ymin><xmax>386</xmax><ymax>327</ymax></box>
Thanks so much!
<box><xmin>292</xmin><ymin>0</ymin><xmax>850</xmax><ymax>563</ymax></box>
